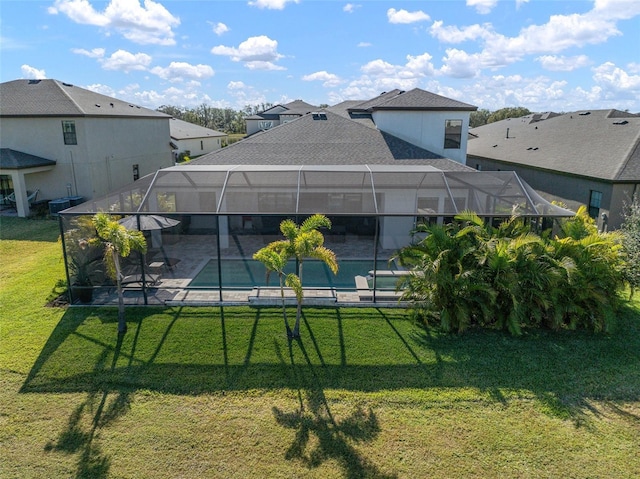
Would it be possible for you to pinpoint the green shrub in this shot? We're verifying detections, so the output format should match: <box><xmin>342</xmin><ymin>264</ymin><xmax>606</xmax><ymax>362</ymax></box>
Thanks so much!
<box><xmin>395</xmin><ymin>208</ymin><xmax>626</xmax><ymax>335</ymax></box>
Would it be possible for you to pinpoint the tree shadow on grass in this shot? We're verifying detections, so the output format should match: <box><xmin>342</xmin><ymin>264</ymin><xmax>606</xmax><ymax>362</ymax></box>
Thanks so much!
<box><xmin>44</xmin><ymin>335</ymin><xmax>130</xmax><ymax>479</ymax></box>
<box><xmin>272</xmin><ymin>334</ymin><xmax>396</xmax><ymax>479</ymax></box>
<box><xmin>21</xmin><ymin>304</ymin><xmax>640</xmax><ymax>430</ymax></box>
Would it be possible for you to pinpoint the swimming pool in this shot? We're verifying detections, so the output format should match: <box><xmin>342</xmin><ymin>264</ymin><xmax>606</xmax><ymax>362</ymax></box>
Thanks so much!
<box><xmin>188</xmin><ymin>258</ymin><xmax>380</xmax><ymax>289</ymax></box>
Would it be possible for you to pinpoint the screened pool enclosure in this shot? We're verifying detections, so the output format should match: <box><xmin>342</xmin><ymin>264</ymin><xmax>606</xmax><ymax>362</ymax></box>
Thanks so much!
<box><xmin>60</xmin><ymin>165</ymin><xmax>574</xmax><ymax>305</ymax></box>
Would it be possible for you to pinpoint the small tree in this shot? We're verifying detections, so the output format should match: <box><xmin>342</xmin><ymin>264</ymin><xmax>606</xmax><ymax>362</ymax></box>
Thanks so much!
<box><xmin>621</xmin><ymin>194</ymin><xmax>640</xmax><ymax>299</ymax></box>
<box><xmin>252</xmin><ymin>246</ymin><xmax>298</xmax><ymax>337</ymax></box>
<box><xmin>91</xmin><ymin>212</ymin><xmax>147</xmax><ymax>335</ymax></box>
<box><xmin>254</xmin><ymin>214</ymin><xmax>338</xmax><ymax>339</ymax></box>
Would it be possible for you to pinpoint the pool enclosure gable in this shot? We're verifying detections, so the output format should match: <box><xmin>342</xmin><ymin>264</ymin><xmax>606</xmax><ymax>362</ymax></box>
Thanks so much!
<box><xmin>66</xmin><ymin>164</ymin><xmax>574</xmax><ymax>219</ymax></box>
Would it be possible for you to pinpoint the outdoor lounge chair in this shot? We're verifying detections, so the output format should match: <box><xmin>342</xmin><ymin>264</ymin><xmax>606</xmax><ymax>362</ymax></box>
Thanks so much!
<box><xmin>4</xmin><ymin>189</ymin><xmax>39</xmax><ymax>209</ymax></box>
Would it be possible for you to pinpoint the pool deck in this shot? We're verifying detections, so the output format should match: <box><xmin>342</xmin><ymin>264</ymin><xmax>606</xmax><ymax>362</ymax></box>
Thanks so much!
<box><xmin>78</xmin><ymin>233</ymin><xmax>409</xmax><ymax>307</ymax></box>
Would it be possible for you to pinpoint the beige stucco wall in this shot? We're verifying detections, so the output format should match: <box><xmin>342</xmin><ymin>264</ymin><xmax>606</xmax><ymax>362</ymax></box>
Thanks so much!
<box><xmin>1</xmin><ymin>116</ymin><xmax>172</xmax><ymax>203</ymax></box>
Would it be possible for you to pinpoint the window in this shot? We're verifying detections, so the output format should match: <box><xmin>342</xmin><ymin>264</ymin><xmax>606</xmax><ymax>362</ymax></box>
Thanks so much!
<box><xmin>62</xmin><ymin>120</ymin><xmax>77</xmax><ymax>145</ymax></box>
<box><xmin>444</xmin><ymin>120</ymin><xmax>462</xmax><ymax>149</ymax></box>
<box><xmin>588</xmin><ymin>190</ymin><xmax>602</xmax><ymax>218</ymax></box>
<box><xmin>258</xmin><ymin>121</ymin><xmax>273</xmax><ymax>130</ymax></box>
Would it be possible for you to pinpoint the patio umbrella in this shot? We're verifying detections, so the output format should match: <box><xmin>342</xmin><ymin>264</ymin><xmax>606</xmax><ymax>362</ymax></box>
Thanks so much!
<box><xmin>118</xmin><ymin>214</ymin><xmax>180</xmax><ymax>231</ymax></box>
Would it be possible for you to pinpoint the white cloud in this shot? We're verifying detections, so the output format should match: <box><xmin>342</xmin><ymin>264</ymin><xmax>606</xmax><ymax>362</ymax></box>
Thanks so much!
<box><xmin>357</xmin><ymin>42</ymin><xmax>372</xmax><ymax>48</ymax></box>
<box><xmin>467</xmin><ymin>0</ymin><xmax>498</xmax><ymax>15</ymax></box>
<box><xmin>227</xmin><ymin>81</ymin><xmax>246</xmax><ymax>90</ymax></box>
<box><xmin>211</xmin><ymin>35</ymin><xmax>285</xmax><ymax>70</ymax></box>
<box><xmin>592</xmin><ymin>61</ymin><xmax>640</xmax><ymax>91</ymax></box>
<box><xmin>248</xmin><ymin>0</ymin><xmax>299</xmax><ymax>10</ymax></box>
<box><xmin>302</xmin><ymin>71</ymin><xmax>342</xmax><ymax>87</ymax></box>
<box><xmin>536</xmin><ymin>55</ymin><xmax>591</xmax><ymax>71</ymax></box>
<box><xmin>72</xmin><ymin>47</ymin><xmax>105</xmax><ymax>58</ymax></box>
<box><xmin>516</xmin><ymin>0</ymin><xmax>530</xmax><ymax>9</ymax></box>
<box><xmin>85</xmin><ymin>83</ymin><xmax>117</xmax><ymax>97</ymax></box>
<box><xmin>21</xmin><ymin>64</ymin><xmax>46</xmax><ymax>79</ymax></box>
<box><xmin>334</xmin><ymin>52</ymin><xmax>436</xmax><ymax>100</ymax></box>
<box><xmin>226</xmin><ymin>81</ymin><xmax>268</xmax><ymax>108</ymax></box>
<box><xmin>343</xmin><ymin>3</ymin><xmax>360</xmax><ymax>13</ymax></box>
<box><xmin>430</xmin><ymin>21</ymin><xmax>494</xmax><ymax>43</ymax></box>
<box><xmin>150</xmin><ymin>62</ymin><xmax>214</xmax><ymax>81</ymax></box>
<box><xmin>48</xmin><ymin>0</ymin><xmax>180</xmax><ymax>46</ymax></box>
<box><xmin>387</xmin><ymin>8</ymin><xmax>430</xmax><ymax>24</ymax></box>
<box><xmin>211</xmin><ymin>22</ymin><xmax>229</xmax><ymax>36</ymax></box>
<box><xmin>432</xmin><ymin>2</ymin><xmax>639</xmax><ymax>79</ymax></box>
<box><xmin>101</xmin><ymin>49</ymin><xmax>152</xmax><ymax>72</ymax></box>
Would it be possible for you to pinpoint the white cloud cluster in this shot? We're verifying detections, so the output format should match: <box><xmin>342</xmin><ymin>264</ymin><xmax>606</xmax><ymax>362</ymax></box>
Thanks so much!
<box><xmin>21</xmin><ymin>64</ymin><xmax>47</xmax><ymax>79</ymax></box>
<box><xmin>343</xmin><ymin>4</ymin><xmax>361</xmax><ymax>14</ymax></box>
<box><xmin>467</xmin><ymin>0</ymin><xmax>498</xmax><ymax>15</ymax></box>
<box><xmin>331</xmin><ymin>53</ymin><xmax>436</xmax><ymax>100</ymax></box>
<box><xmin>211</xmin><ymin>35</ymin><xmax>285</xmax><ymax>70</ymax></box>
<box><xmin>212</xmin><ymin>22</ymin><xmax>229</xmax><ymax>36</ymax></box>
<box><xmin>429</xmin><ymin>1</ymin><xmax>640</xmax><ymax>79</ymax></box>
<box><xmin>248</xmin><ymin>0</ymin><xmax>299</xmax><ymax>10</ymax></box>
<box><xmin>150</xmin><ymin>62</ymin><xmax>214</xmax><ymax>81</ymax></box>
<box><xmin>387</xmin><ymin>8</ymin><xmax>430</xmax><ymax>24</ymax></box>
<box><xmin>101</xmin><ymin>49</ymin><xmax>152</xmax><ymax>72</ymax></box>
<box><xmin>48</xmin><ymin>0</ymin><xmax>180</xmax><ymax>45</ymax></box>
<box><xmin>536</xmin><ymin>55</ymin><xmax>591</xmax><ymax>72</ymax></box>
<box><xmin>71</xmin><ymin>46</ymin><xmax>215</xmax><ymax>83</ymax></box>
<box><xmin>302</xmin><ymin>71</ymin><xmax>342</xmax><ymax>87</ymax></box>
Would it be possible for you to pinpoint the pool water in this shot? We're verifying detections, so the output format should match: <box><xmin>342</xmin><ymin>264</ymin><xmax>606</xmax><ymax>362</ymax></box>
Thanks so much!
<box><xmin>189</xmin><ymin>258</ymin><xmax>379</xmax><ymax>289</ymax></box>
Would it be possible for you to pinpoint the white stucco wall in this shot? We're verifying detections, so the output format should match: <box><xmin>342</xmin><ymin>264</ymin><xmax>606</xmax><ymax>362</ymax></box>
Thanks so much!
<box><xmin>173</xmin><ymin>136</ymin><xmax>224</xmax><ymax>158</ymax></box>
<box><xmin>0</xmin><ymin>116</ymin><xmax>172</xmax><ymax>204</ymax></box>
<box><xmin>372</xmin><ymin>110</ymin><xmax>471</xmax><ymax>164</ymax></box>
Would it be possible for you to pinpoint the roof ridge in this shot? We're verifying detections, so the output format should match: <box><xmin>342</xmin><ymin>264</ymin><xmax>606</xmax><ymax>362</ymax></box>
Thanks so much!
<box><xmin>52</xmin><ymin>79</ymin><xmax>85</xmax><ymax>115</ymax></box>
<box><xmin>612</xmin><ymin>127</ymin><xmax>640</xmax><ymax>181</ymax></box>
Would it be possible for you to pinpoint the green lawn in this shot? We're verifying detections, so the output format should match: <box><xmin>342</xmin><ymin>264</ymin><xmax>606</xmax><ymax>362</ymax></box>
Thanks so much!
<box><xmin>1</xmin><ymin>216</ymin><xmax>639</xmax><ymax>478</ymax></box>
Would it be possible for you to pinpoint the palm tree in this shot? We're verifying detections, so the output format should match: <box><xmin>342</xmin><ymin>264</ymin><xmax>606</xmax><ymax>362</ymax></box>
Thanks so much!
<box><xmin>253</xmin><ymin>246</ymin><xmax>298</xmax><ymax>337</ymax></box>
<box><xmin>91</xmin><ymin>212</ymin><xmax>147</xmax><ymax>335</ymax></box>
<box><xmin>255</xmin><ymin>214</ymin><xmax>338</xmax><ymax>339</ymax></box>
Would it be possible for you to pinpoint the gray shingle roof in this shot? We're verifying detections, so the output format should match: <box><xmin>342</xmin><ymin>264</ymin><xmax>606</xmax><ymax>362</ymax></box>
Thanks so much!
<box><xmin>0</xmin><ymin>148</ymin><xmax>56</xmax><ymax>169</ymax></box>
<box><xmin>170</xmin><ymin>118</ymin><xmax>227</xmax><ymax>140</ymax></box>
<box><xmin>193</xmin><ymin>110</ymin><xmax>472</xmax><ymax>171</ymax></box>
<box><xmin>349</xmin><ymin>88</ymin><xmax>477</xmax><ymax>112</ymax></box>
<box><xmin>0</xmin><ymin>79</ymin><xmax>169</xmax><ymax>118</ymax></box>
<box><xmin>467</xmin><ymin>109</ymin><xmax>640</xmax><ymax>182</ymax></box>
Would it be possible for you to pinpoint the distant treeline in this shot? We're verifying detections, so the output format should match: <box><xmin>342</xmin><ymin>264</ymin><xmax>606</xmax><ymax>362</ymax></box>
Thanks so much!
<box><xmin>470</xmin><ymin>107</ymin><xmax>532</xmax><ymax>128</ymax></box>
<box><xmin>158</xmin><ymin>103</ymin><xmax>532</xmax><ymax>133</ymax></box>
<box><xmin>156</xmin><ymin>103</ymin><xmax>274</xmax><ymax>135</ymax></box>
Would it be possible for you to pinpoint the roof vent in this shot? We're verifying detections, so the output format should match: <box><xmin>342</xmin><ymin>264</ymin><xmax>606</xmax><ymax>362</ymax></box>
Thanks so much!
<box><xmin>578</xmin><ymin>111</ymin><xmax>591</xmax><ymax>116</ymax></box>
<box><xmin>312</xmin><ymin>112</ymin><xmax>327</xmax><ymax>120</ymax></box>
<box><xmin>613</xmin><ymin>120</ymin><xmax>629</xmax><ymax>125</ymax></box>
<box><xmin>95</xmin><ymin>104</ymin><xmax>101</xmax><ymax>107</ymax></box>
<box><xmin>62</xmin><ymin>82</ymin><xmax>73</xmax><ymax>87</ymax></box>
<box><xmin>110</xmin><ymin>102</ymin><xmax>114</xmax><ymax>108</ymax></box>
<box><xmin>28</xmin><ymin>80</ymin><xmax>41</xmax><ymax>84</ymax></box>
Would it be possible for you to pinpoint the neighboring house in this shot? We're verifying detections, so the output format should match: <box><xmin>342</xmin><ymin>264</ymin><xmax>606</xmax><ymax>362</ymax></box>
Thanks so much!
<box><xmin>170</xmin><ymin>118</ymin><xmax>227</xmax><ymax>161</ymax></box>
<box><xmin>0</xmin><ymin>79</ymin><xmax>173</xmax><ymax>217</ymax></box>
<box><xmin>245</xmin><ymin>99</ymin><xmax>317</xmax><ymax>136</ymax></box>
<box><xmin>193</xmin><ymin>87</ymin><xmax>483</xmax><ymax>247</ymax></box>
<box><xmin>467</xmin><ymin>109</ymin><xmax>640</xmax><ymax>230</ymax></box>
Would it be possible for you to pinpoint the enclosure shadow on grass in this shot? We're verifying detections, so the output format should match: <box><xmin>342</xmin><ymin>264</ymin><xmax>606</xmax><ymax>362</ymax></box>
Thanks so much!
<box><xmin>20</xmin><ymin>304</ymin><xmax>640</xmax><ymax>421</ymax></box>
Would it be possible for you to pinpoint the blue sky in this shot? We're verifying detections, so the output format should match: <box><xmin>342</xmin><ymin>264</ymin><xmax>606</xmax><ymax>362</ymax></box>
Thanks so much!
<box><xmin>2</xmin><ymin>0</ymin><xmax>639</xmax><ymax>112</ymax></box>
